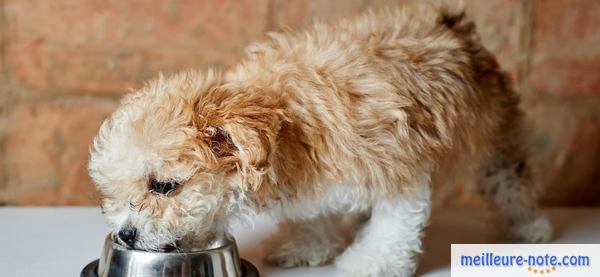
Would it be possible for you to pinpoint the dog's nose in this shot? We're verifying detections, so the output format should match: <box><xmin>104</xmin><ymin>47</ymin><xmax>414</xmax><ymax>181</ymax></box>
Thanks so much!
<box><xmin>118</xmin><ymin>226</ymin><xmax>137</xmax><ymax>248</ymax></box>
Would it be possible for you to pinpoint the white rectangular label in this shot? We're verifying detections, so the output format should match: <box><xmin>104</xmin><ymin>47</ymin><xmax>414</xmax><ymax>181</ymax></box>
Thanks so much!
<box><xmin>451</xmin><ymin>244</ymin><xmax>600</xmax><ymax>277</ymax></box>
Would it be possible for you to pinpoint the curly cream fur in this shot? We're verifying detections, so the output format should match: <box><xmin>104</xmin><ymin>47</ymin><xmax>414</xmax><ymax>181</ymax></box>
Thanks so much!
<box><xmin>89</xmin><ymin>1</ymin><xmax>550</xmax><ymax>275</ymax></box>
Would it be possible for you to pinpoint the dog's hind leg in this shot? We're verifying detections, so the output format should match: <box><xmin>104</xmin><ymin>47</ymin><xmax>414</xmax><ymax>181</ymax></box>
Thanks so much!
<box><xmin>478</xmin><ymin>114</ymin><xmax>552</xmax><ymax>243</ymax></box>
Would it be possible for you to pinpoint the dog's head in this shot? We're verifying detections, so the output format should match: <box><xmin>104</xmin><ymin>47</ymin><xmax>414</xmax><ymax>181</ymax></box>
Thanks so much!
<box><xmin>88</xmin><ymin>70</ymin><xmax>283</xmax><ymax>251</ymax></box>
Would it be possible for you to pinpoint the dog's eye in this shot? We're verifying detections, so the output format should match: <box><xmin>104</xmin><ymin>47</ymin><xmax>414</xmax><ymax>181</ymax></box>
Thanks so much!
<box><xmin>149</xmin><ymin>179</ymin><xmax>179</xmax><ymax>195</ymax></box>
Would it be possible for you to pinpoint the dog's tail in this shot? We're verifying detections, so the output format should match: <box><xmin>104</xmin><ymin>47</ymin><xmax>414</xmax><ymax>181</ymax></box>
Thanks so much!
<box><xmin>433</xmin><ymin>0</ymin><xmax>477</xmax><ymax>36</ymax></box>
<box><xmin>436</xmin><ymin>0</ymin><xmax>466</xmax><ymax>28</ymax></box>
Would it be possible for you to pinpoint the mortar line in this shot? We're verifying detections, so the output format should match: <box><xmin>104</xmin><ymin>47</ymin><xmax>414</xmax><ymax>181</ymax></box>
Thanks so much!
<box><xmin>267</xmin><ymin>0</ymin><xmax>277</xmax><ymax>31</ymax></box>
<box><xmin>519</xmin><ymin>0</ymin><xmax>535</xmax><ymax>97</ymax></box>
<box><xmin>0</xmin><ymin>0</ymin><xmax>9</xmax><ymax>193</ymax></box>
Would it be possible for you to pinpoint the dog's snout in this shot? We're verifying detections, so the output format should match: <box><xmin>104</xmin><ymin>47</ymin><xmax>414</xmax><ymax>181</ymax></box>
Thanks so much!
<box><xmin>118</xmin><ymin>226</ymin><xmax>137</xmax><ymax>248</ymax></box>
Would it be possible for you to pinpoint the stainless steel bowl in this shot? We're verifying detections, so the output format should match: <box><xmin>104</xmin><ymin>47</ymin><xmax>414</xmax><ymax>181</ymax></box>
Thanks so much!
<box><xmin>81</xmin><ymin>234</ymin><xmax>258</xmax><ymax>277</ymax></box>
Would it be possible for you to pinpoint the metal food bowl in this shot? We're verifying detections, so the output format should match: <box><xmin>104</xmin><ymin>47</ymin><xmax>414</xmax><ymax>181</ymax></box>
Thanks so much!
<box><xmin>81</xmin><ymin>234</ymin><xmax>258</xmax><ymax>277</ymax></box>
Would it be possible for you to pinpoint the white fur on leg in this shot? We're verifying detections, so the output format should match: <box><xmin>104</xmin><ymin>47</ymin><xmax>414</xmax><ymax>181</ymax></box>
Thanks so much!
<box><xmin>480</xmin><ymin>167</ymin><xmax>553</xmax><ymax>243</ymax></box>
<box><xmin>263</xmin><ymin>216</ymin><xmax>347</xmax><ymax>267</ymax></box>
<box><xmin>509</xmin><ymin>216</ymin><xmax>552</xmax><ymax>243</ymax></box>
<box><xmin>335</xmin><ymin>178</ymin><xmax>432</xmax><ymax>277</ymax></box>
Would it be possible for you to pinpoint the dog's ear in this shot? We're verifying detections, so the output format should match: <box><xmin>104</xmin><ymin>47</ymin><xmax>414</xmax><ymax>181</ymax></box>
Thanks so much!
<box><xmin>221</xmin><ymin>123</ymin><xmax>272</xmax><ymax>171</ymax></box>
<box><xmin>210</xmin><ymin>120</ymin><xmax>279</xmax><ymax>191</ymax></box>
<box><xmin>203</xmin><ymin>123</ymin><xmax>273</xmax><ymax>169</ymax></box>
<box><xmin>202</xmin><ymin>112</ymin><xmax>283</xmax><ymax>191</ymax></box>
<box><xmin>204</xmin><ymin>126</ymin><xmax>237</xmax><ymax>158</ymax></box>
<box><xmin>197</xmin><ymin>85</ymin><xmax>286</xmax><ymax>191</ymax></box>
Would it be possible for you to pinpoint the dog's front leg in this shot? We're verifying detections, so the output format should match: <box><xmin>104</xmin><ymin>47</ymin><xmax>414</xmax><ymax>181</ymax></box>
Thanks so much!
<box><xmin>262</xmin><ymin>214</ymin><xmax>351</xmax><ymax>267</ymax></box>
<box><xmin>335</xmin><ymin>178</ymin><xmax>432</xmax><ymax>277</ymax></box>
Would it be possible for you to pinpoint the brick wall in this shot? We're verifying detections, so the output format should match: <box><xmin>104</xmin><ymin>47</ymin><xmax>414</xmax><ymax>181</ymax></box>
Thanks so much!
<box><xmin>0</xmin><ymin>0</ymin><xmax>598</xmax><ymax>206</ymax></box>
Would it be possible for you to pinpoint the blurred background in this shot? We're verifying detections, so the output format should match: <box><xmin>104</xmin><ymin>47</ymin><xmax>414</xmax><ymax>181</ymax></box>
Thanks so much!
<box><xmin>0</xmin><ymin>0</ymin><xmax>598</xmax><ymax>206</ymax></box>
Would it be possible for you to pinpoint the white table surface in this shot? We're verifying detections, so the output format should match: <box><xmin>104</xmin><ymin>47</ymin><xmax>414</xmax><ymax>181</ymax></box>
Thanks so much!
<box><xmin>0</xmin><ymin>207</ymin><xmax>599</xmax><ymax>277</ymax></box>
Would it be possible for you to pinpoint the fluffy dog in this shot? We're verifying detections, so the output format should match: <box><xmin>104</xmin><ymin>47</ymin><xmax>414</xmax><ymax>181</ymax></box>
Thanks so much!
<box><xmin>89</xmin><ymin>1</ymin><xmax>552</xmax><ymax>276</ymax></box>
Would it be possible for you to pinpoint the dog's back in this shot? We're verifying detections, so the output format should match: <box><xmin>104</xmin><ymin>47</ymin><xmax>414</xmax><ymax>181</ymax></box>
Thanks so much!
<box><xmin>226</xmin><ymin>2</ymin><xmax>516</xmax><ymax>200</ymax></box>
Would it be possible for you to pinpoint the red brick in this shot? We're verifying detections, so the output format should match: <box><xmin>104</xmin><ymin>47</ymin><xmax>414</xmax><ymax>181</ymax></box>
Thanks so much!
<box><xmin>527</xmin><ymin>103</ymin><xmax>600</xmax><ymax>206</ymax></box>
<box><xmin>534</xmin><ymin>0</ymin><xmax>600</xmax><ymax>52</ymax></box>
<box><xmin>464</xmin><ymin>0</ymin><xmax>527</xmax><ymax>87</ymax></box>
<box><xmin>1</xmin><ymin>99</ymin><xmax>118</xmax><ymax>205</ymax></box>
<box><xmin>4</xmin><ymin>0</ymin><xmax>270</xmax><ymax>94</ymax></box>
<box><xmin>274</xmin><ymin>0</ymin><xmax>366</xmax><ymax>29</ymax></box>
<box><xmin>531</xmin><ymin>0</ymin><xmax>600</xmax><ymax>97</ymax></box>
<box><xmin>531</xmin><ymin>57</ymin><xmax>600</xmax><ymax>97</ymax></box>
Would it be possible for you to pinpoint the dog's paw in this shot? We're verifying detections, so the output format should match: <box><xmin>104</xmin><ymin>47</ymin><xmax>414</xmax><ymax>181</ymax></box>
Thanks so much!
<box><xmin>263</xmin><ymin>236</ymin><xmax>342</xmax><ymax>268</ymax></box>
<box><xmin>509</xmin><ymin>217</ymin><xmax>552</xmax><ymax>243</ymax></box>
<box><xmin>335</xmin><ymin>253</ymin><xmax>379</xmax><ymax>277</ymax></box>
<box><xmin>335</xmin><ymin>247</ymin><xmax>416</xmax><ymax>277</ymax></box>
<box><xmin>335</xmin><ymin>250</ymin><xmax>416</xmax><ymax>277</ymax></box>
